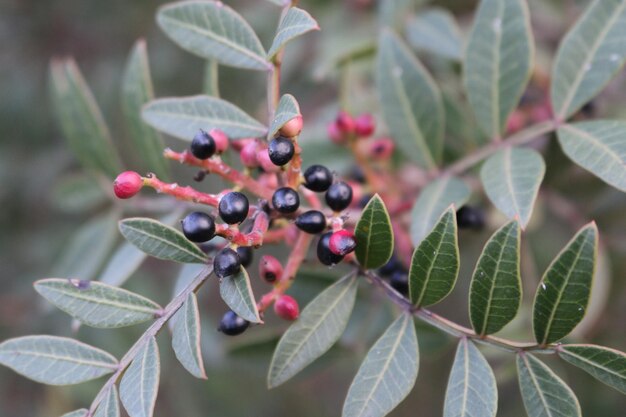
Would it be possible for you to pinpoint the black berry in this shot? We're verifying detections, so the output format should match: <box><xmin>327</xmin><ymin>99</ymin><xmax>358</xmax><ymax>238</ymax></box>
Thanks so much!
<box><xmin>219</xmin><ymin>192</ymin><xmax>249</xmax><ymax>224</ymax></box>
<box><xmin>268</xmin><ymin>136</ymin><xmax>295</xmax><ymax>166</ymax></box>
<box><xmin>218</xmin><ymin>310</ymin><xmax>249</xmax><ymax>336</ymax></box>
<box><xmin>236</xmin><ymin>246</ymin><xmax>253</xmax><ymax>268</ymax></box>
<box><xmin>213</xmin><ymin>248</ymin><xmax>241</xmax><ymax>278</ymax></box>
<box><xmin>272</xmin><ymin>187</ymin><xmax>300</xmax><ymax>214</ymax></box>
<box><xmin>317</xmin><ymin>232</ymin><xmax>344</xmax><ymax>266</ymax></box>
<box><xmin>325</xmin><ymin>181</ymin><xmax>353</xmax><ymax>212</ymax></box>
<box><xmin>295</xmin><ymin>210</ymin><xmax>327</xmax><ymax>234</ymax></box>
<box><xmin>190</xmin><ymin>130</ymin><xmax>216</xmax><ymax>159</ymax></box>
<box><xmin>456</xmin><ymin>206</ymin><xmax>485</xmax><ymax>230</ymax></box>
<box><xmin>303</xmin><ymin>165</ymin><xmax>333</xmax><ymax>192</ymax></box>
<box><xmin>181</xmin><ymin>212</ymin><xmax>216</xmax><ymax>243</ymax></box>
<box><xmin>390</xmin><ymin>271</ymin><xmax>409</xmax><ymax>296</ymax></box>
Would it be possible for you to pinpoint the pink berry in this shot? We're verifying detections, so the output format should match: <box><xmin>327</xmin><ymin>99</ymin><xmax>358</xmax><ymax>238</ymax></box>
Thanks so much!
<box><xmin>328</xmin><ymin>229</ymin><xmax>357</xmax><ymax>256</ymax></box>
<box><xmin>209</xmin><ymin>128</ymin><xmax>229</xmax><ymax>153</ymax></box>
<box><xmin>274</xmin><ymin>295</ymin><xmax>299</xmax><ymax>321</ymax></box>
<box><xmin>354</xmin><ymin>113</ymin><xmax>375</xmax><ymax>137</ymax></box>
<box><xmin>239</xmin><ymin>140</ymin><xmax>259</xmax><ymax>168</ymax></box>
<box><xmin>336</xmin><ymin>111</ymin><xmax>355</xmax><ymax>135</ymax></box>
<box><xmin>368</xmin><ymin>138</ymin><xmax>395</xmax><ymax>160</ymax></box>
<box><xmin>259</xmin><ymin>255</ymin><xmax>283</xmax><ymax>283</ymax></box>
<box><xmin>279</xmin><ymin>115</ymin><xmax>303</xmax><ymax>138</ymax></box>
<box><xmin>113</xmin><ymin>171</ymin><xmax>143</xmax><ymax>199</ymax></box>
<box><xmin>328</xmin><ymin>121</ymin><xmax>346</xmax><ymax>144</ymax></box>
<box><xmin>257</xmin><ymin>148</ymin><xmax>281</xmax><ymax>173</ymax></box>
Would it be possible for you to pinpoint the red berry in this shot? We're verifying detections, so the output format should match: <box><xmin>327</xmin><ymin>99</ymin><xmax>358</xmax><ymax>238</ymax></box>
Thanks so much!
<box><xmin>328</xmin><ymin>121</ymin><xmax>346</xmax><ymax>144</ymax></box>
<box><xmin>279</xmin><ymin>115</ymin><xmax>303</xmax><ymax>137</ymax></box>
<box><xmin>336</xmin><ymin>111</ymin><xmax>355</xmax><ymax>135</ymax></box>
<box><xmin>259</xmin><ymin>255</ymin><xmax>283</xmax><ymax>283</ymax></box>
<box><xmin>209</xmin><ymin>128</ymin><xmax>229</xmax><ymax>153</ymax></box>
<box><xmin>113</xmin><ymin>171</ymin><xmax>143</xmax><ymax>199</ymax></box>
<box><xmin>328</xmin><ymin>229</ymin><xmax>357</xmax><ymax>256</ymax></box>
<box><xmin>274</xmin><ymin>295</ymin><xmax>299</xmax><ymax>321</ymax></box>
<box><xmin>354</xmin><ymin>113</ymin><xmax>375</xmax><ymax>137</ymax></box>
<box><xmin>240</xmin><ymin>140</ymin><xmax>259</xmax><ymax>168</ymax></box>
<box><xmin>368</xmin><ymin>138</ymin><xmax>395</xmax><ymax>160</ymax></box>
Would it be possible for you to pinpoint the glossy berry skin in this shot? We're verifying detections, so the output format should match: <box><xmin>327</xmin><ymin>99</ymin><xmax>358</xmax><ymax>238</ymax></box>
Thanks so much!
<box><xmin>268</xmin><ymin>136</ymin><xmax>295</xmax><ymax>166</ymax></box>
<box><xmin>295</xmin><ymin>210</ymin><xmax>327</xmax><ymax>234</ymax></box>
<box><xmin>259</xmin><ymin>255</ymin><xmax>283</xmax><ymax>283</ymax></box>
<box><xmin>279</xmin><ymin>115</ymin><xmax>303</xmax><ymax>137</ymax></box>
<box><xmin>456</xmin><ymin>206</ymin><xmax>485</xmax><ymax>230</ymax></box>
<box><xmin>325</xmin><ymin>181</ymin><xmax>353</xmax><ymax>212</ymax></box>
<box><xmin>190</xmin><ymin>130</ymin><xmax>216</xmax><ymax>159</ymax></box>
<box><xmin>236</xmin><ymin>246</ymin><xmax>253</xmax><ymax>268</ymax></box>
<box><xmin>274</xmin><ymin>295</ymin><xmax>300</xmax><ymax>321</ymax></box>
<box><xmin>181</xmin><ymin>212</ymin><xmax>216</xmax><ymax>243</ymax></box>
<box><xmin>303</xmin><ymin>165</ymin><xmax>333</xmax><ymax>192</ymax></box>
<box><xmin>113</xmin><ymin>171</ymin><xmax>143</xmax><ymax>199</ymax></box>
<box><xmin>218</xmin><ymin>310</ymin><xmax>249</xmax><ymax>336</ymax></box>
<box><xmin>354</xmin><ymin>113</ymin><xmax>375</xmax><ymax>137</ymax></box>
<box><xmin>257</xmin><ymin>150</ymin><xmax>281</xmax><ymax>173</ymax></box>
<box><xmin>218</xmin><ymin>192</ymin><xmax>249</xmax><ymax>224</ymax></box>
<box><xmin>272</xmin><ymin>187</ymin><xmax>300</xmax><ymax>214</ymax></box>
<box><xmin>213</xmin><ymin>248</ymin><xmax>241</xmax><ymax>278</ymax></box>
<box><xmin>328</xmin><ymin>230</ymin><xmax>357</xmax><ymax>256</ymax></box>
<box><xmin>317</xmin><ymin>232</ymin><xmax>344</xmax><ymax>266</ymax></box>
<box><xmin>390</xmin><ymin>271</ymin><xmax>409</xmax><ymax>296</ymax></box>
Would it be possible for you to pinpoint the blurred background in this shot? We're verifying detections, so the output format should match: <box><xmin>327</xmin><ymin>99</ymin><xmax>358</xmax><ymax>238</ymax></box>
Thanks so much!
<box><xmin>1</xmin><ymin>0</ymin><xmax>625</xmax><ymax>416</ymax></box>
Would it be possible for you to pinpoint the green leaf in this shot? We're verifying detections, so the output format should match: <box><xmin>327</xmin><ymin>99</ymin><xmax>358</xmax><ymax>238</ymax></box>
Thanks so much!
<box><xmin>342</xmin><ymin>314</ymin><xmax>418</xmax><ymax>417</ymax></box>
<box><xmin>61</xmin><ymin>410</ymin><xmax>88</xmax><ymax>417</ymax></box>
<box><xmin>558</xmin><ymin>344</ymin><xmax>626</xmax><ymax>394</ymax></box>
<box><xmin>517</xmin><ymin>353</ymin><xmax>581</xmax><ymax>417</ymax></box>
<box><xmin>444</xmin><ymin>339</ymin><xmax>497</xmax><ymax>417</ymax></box>
<box><xmin>142</xmin><ymin>95</ymin><xmax>267</xmax><ymax>140</ymax></box>
<box><xmin>268</xmin><ymin>274</ymin><xmax>358</xmax><ymax>388</ymax></box>
<box><xmin>51</xmin><ymin>174</ymin><xmax>108</xmax><ymax>214</ymax></box>
<box><xmin>551</xmin><ymin>0</ymin><xmax>626</xmax><ymax>120</ymax></box>
<box><xmin>469</xmin><ymin>221</ymin><xmax>521</xmax><ymax>336</ymax></box>
<box><xmin>119</xmin><ymin>217</ymin><xmax>208</xmax><ymax>264</ymax></box>
<box><xmin>557</xmin><ymin>121</ymin><xmax>626</xmax><ymax>192</ymax></box>
<box><xmin>406</xmin><ymin>8</ymin><xmax>463</xmax><ymax>61</ymax></box>
<box><xmin>268</xmin><ymin>94</ymin><xmax>301</xmax><ymax>139</ymax></box>
<box><xmin>376</xmin><ymin>29</ymin><xmax>443</xmax><ymax>169</ymax></box>
<box><xmin>355</xmin><ymin>194</ymin><xmax>394</xmax><ymax>269</ymax></box>
<box><xmin>0</xmin><ymin>335</ymin><xmax>117</xmax><ymax>385</ymax></box>
<box><xmin>49</xmin><ymin>59</ymin><xmax>122</xmax><ymax>178</ymax></box>
<box><xmin>203</xmin><ymin>60</ymin><xmax>220</xmax><ymax>97</ymax></box>
<box><xmin>480</xmin><ymin>148</ymin><xmax>545</xmax><ymax>228</ymax></box>
<box><xmin>264</xmin><ymin>0</ymin><xmax>289</xmax><ymax>6</ymax></box>
<box><xmin>464</xmin><ymin>0</ymin><xmax>534</xmax><ymax>138</ymax></box>
<box><xmin>121</xmin><ymin>40</ymin><xmax>169</xmax><ymax>180</ymax></box>
<box><xmin>172</xmin><ymin>293</ymin><xmax>206</xmax><ymax>379</ymax></box>
<box><xmin>34</xmin><ymin>279</ymin><xmax>162</xmax><ymax>328</ymax></box>
<box><xmin>409</xmin><ymin>207</ymin><xmax>459</xmax><ymax>307</ymax></box>
<box><xmin>267</xmin><ymin>7</ymin><xmax>319</xmax><ymax>59</ymax></box>
<box><xmin>379</xmin><ymin>0</ymin><xmax>416</xmax><ymax>29</ymax></box>
<box><xmin>219</xmin><ymin>267</ymin><xmax>261</xmax><ymax>324</ymax></box>
<box><xmin>156</xmin><ymin>1</ymin><xmax>270</xmax><ymax>71</ymax></box>
<box><xmin>533</xmin><ymin>223</ymin><xmax>598</xmax><ymax>345</ymax></box>
<box><xmin>120</xmin><ymin>337</ymin><xmax>160</xmax><ymax>417</ymax></box>
<box><xmin>94</xmin><ymin>386</ymin><xmax>120</xmax><ymax>417</ymax></box>
<box><xmin>410</xmin><ymin>177</ymin><xmax>470</xmax><ymax>246</ymax></box>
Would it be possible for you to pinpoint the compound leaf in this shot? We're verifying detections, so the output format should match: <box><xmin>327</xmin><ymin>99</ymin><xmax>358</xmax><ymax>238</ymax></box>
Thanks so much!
<box><xmin>406</xmin><ymin>8</ymin><xmax>463</xmax><ymax>61</ymax></box>
<box><xmin>558</xmin><ymin>344</ymin><xmax>626</xmax><ymax>394</ymax></box>
<box><xmin>267</xmin><ymin>7</ymin><xmax>319</xmax><ymax>59</ymax></box>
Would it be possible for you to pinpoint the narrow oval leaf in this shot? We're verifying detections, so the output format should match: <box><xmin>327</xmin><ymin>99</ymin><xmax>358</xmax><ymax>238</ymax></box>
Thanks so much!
<box><xmin>120</xmin><ymin>337</ymin><xmax>160</xmax><ymax>417</ymax></box>
<box><xmin>268</xmin><ymin>274</ymin><xmax>358</xmax><ymax>388</ymax></box>
<box><xmin>121</xmin><ymin>40</ymin><xmax>169</xmax><ymax>180</ymax></box>
<box><xmin>517</xmin><ymin>353</ymin><xmax>581</xmax><ymax>417</ymax></box>
<box><xmin>119</xmin><ymin>218</ymin><xmax>208</xmax><ymax>264</ymax></box>
<box><xmin>34</xmin><ymin>279</ymin><xmax>162</xmax><ymax>328</ymax></box>
<box><xmin>406</xmin><ymin>8</ymin><xmax>463</xmax><ymax>61</ymax></box>
<box><xmin>469</xmin><ymin>221</ymin><xmax>521</xmax><ymax>336</ymax></box>
<box><xmin>219</xmin><ymin>267</ymin><xmax>261</xmax><ymax>323</ymax></box>
<box><xmin>171</xmin><ymin>293</ymin><xmax>206</xmax><ymax>379</ymax></box>
<box><xmin>268</xmin><ymin>94</ymin><xmax>301</xmax><ymax>139</ymax></box>
<box><xmin>157</xmin><ymin>1</ymin><xmax>270</xmax><ymax>71</ymax></box>
<box><xmin>481</xmin><ymin>148</ymin><xmax>545</xmax><ymax>228</ymax></box>
<box><xmin>0</xmin><ymin>335</ymin><xmax>117</xmax><ymax>385</ymax></box>
<box><xmin>49</xmin><ymin>59</ymin><xmax>122</xmax><ymax>178</ymax></box>
<box><xmin>376</xmin><ymin>29</ymin><xmax>443</xmax><ymax>169</ymax></box>
<box><xmin>444</xmin><ymin>339</ymin><xmax>497</xmax><ymax>417</ymax></box>
<box><xmin>551</xmin><ymin>0</ymin><xmax>626</xmax><ymax>120</ymax></box>
<box><xmin>342</xmin><ymin>314</ymin><xmax>418</xmax><ymax>417</ymax></box>
<box><xmin>464</xmin><ymin>0</ymin><xmax>533</xmax><ymax>138</ymax></box>
<box><xmin>558</xmin><ymin>344</ymin><xmax>626</xmax><ymax>394</ymax></box>
<box><xmin>557</xmin><ymin>121</ymin><xmax>626</xmax><ymax>192</ymax></box>
<box><xmin>410</xmin><ymin>177</ymin><xmax>471</xmax><ymax>245</ymax></box>
<box><xmin>142</xmin><ymin>95</ymin><xmax>267</xmax><ymax>140</ymax></box>
<box><xmin>61</xmin><ymin>410</ymin><xmax>88</xmax><ymax>417</ymax></box>
<box><xmin>95</xmin><ymin>386</ymin><xmax>120</xmax><ymax>417</ymax></box>
<box><xmin>355</xmin><ymin>194</ymin><xmax>394</xmax><ymax>270</ymax></box>
<box><xmin>533</xmin><ymin>223</ymin><xmax>598</xmax><ymax>345</ymax></box>
<box><xmin>409</xmin><ymin>207</ymin><xmax>459</xmax><ymax>307</ymax></box>
<box><xmin>267</xmin><ymin>7</ymin><xmax>319</xmax><ymax>59</ymax></box>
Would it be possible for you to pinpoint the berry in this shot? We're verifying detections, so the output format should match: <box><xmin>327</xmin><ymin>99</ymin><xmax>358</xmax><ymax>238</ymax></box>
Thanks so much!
<box><xmin>268</xmin><ymin>136</ymin><xmax>295</xmax><ymax>166</ymax></box>
<box><xmin>213</xmin><ymin>247</ymin><xmax>241</xmax><ymax>278</ymax></box>
<box><xmin>274</xmin><ymin>295</ymin><xmax>300</xmax><ymax>321</ymax></box>
<box><xmin>456</xmin><ymin>206</ymin><xmax>485</xmax><ymax>230</ymax></box>
<box><xmin>218</xmin><ymin>310</ymin><xmax>249</xmax><ymax>336</ymax></box>
<box><xmin>240</xmin><ymin>140</ymin><xmax>259</xmax><ymax>168</ymax></box>
<box><xmin>325</xmin><ymin>181</ymin><xmax>353</xmax><ymax>212</ymax></box>
<box><xmin>279</xmin><ymin>115</ymin><xmax>303</xmax><ymax>137</ymax></box>
<box><xmin>368</xmin><ymin>138</ymin><xmax>395</xmax><ymax>160</ymax></box>
<box><xmin>354</xmin><ymin>113</ymin><xmax>375</xmax><ymax>137</ymax></box>
<box><xmin>190</xmin><ymin>130</ymin><xmax>216</xmax><ymax>159</ymax></box>
<box><xmin>390</xmin><ymin>271</ymin><xmax>409</xmax><ymax>296</ymax></box>
<box><xmin>295</xmin><ymin>210</ymin><xmax>327</xmax><ymax>234</ymax></box>
<box><xmin>317</xmin><ymin>232</ymin><xmax>344</xmax><ymax>266</ymax></box>
<box><xmin>181</xmin><ymin>212</ymin><xmax>216</xmax><ymax>243</ymax></box>
<box><xmin>328</xmin><ymin>121</ymin><xmax>346</xmax><ymax>144</ymax></box>
<box><xmin>272</xmin><ymin>187</ymin><xmax>300</xmax><ymax>214</ymax></box>
<box><xmin>237</xmin><ymin>246</ymin><xmax>253</xmax><ymax>268</ymax></box>
<box><xmin>257</xmin><ymin>150</ymin><xmax>281</xmax><ymax>173</ymax></box>
<box><xmin>303</xmin><ymin>165</ymin><xmax>333</xmax><ymax>192</ymax></box>
<box><xmin>113</xmin><ymin>171</ymin><xmax>143</xmax><ymax>199</ymax></box>
<box><xmin>219</xmin><ymin>192</ymin><xmax>249</xmax><ymax>224</ymax></box>
<box><xmin>349</xmin><ymin>165</ymin><xmax>366</xmax><ymax>184</ymax></box>
<box><xmin>336</xmin><ymin>111</ymin><xmax>355</xmax><ymax>135</ymax></box>
<box><xmin>259</xmin><ymin>255</ymin><xmax>283</xmax><ymax>283</ymax></box>
<box><xmin>328</xmin><ymin>230</ymin><xmax>357</xmax><ymax>256</ymax></box>
<box><xmin>209</xmin><ymin>128</ymin><xmax>229</xmax><ymax>153</ymax></box>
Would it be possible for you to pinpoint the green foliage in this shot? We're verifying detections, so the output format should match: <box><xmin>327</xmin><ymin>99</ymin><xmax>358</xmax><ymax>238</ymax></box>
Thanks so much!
<box><xmin>119</xmin><ymin>337</ymin><xmax>160</xmax><ymax>417</ymax></box>
<box><xmin>354</xmin><ymin>194</ymin><xmax>394</xmax><ymax>269</ymax></box>
<box><xmin>94</xmin><ymin>387</ymin><xmax>120</xmax><ymax>417</ymax></box>
<box><xmin>171</xmin><ymin>293</ymin><xmax>207</xmax><ymax>379</ymax></box>
<box><xmin>267</xmin><ymin>7</ymin><xmax>319</xmax><ymax>59</ymax></box>
<box><xmin>558</xmin><ymin>344</ymin><xmax>626</xmax><ymax>394</ymax></box>
<box><xmin>406</xmin><ymin>8</ymin><xmax>463</xmax><ymax>61</ymax></box>
<box><xmin>268</xmin><ymin>94</ymin><xmax>301</xmax><ymax>139</ymax></box>
<box><xmin>219</xmin><ymin>267</ymin><xmax>262</xmax><ymax>324</ymax></box>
